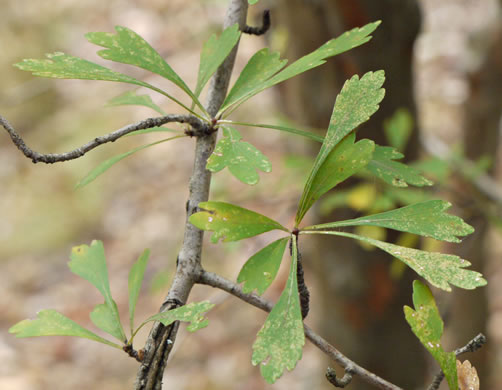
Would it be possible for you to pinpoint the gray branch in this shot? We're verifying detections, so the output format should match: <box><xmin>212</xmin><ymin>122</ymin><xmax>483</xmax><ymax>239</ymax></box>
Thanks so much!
<box><xmin>134</xmin><ymin>1</ymin><xmax>248</xmax><ymax>389</ymax></box>
<box><xmin>0</xmin><ymin>113</ymin><xmax>207</xmax><ymax>164</ymax></box>
<box><xmin>198</xmin><ymin>270</ymin><xmax>404</xmax><ymax>390</ymax></box>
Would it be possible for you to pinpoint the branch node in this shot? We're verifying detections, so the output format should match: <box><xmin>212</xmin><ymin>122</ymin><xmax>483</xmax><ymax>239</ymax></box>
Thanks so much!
<box><xmin>326</xmin><ymin>365</ymin><xmax>355</xmax><ymax>388</ymax></box>
<box><xmin>242</xmin><ymin>10</ymin><xmax>271</xmax><ymax>36</ymax></box>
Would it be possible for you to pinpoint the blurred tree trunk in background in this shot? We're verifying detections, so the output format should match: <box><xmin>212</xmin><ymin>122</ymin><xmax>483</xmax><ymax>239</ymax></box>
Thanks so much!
<box><xmin>274</xmin><ymin>1</ymin><xmax>424</xmax><ymax>388</ymax></box>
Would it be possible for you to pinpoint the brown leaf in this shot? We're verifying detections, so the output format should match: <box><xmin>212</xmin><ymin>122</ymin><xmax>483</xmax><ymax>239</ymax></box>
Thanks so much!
<box><xmin>457</xmin><ymin>360</ymin><xmax>480</xmax><ymax>390</ymax></box>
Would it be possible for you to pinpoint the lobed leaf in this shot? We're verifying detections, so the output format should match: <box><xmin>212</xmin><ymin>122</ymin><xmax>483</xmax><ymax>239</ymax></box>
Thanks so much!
<box><xmin>218</xmin><ymin>21</ymin><xmax>381</xmax><ymax>116</ymax></box>
<box><xmin>404</xmin><ymin>281</ymin><xmax>458</xmax><ymax>389</ymax></box>
<box><xmin>206</xmin><ymin>126</ymin><xmax>271</xmax><ymax>185</ymax></box>
<box><xmin>128</xmin><ymin>249</ymin><xmax>150</xmax><ymax>333</ymax></box>
<box><xmin>86</xmin><ymin>26</ymin><xmax>204</xmax><ymax>112</ymax></box>
<box><xmin>366</xmin><ymin>145</ymin><xmax>433</xmax><ymax>187</ymax></box>
<box><xmin>252</xmin><ymin>235</ymin><xmax>305</xmax><ymax>383</ymax></box>
<box><xmin>189</xmin><ymin>201</ymin><xmax>288</xmax><ymax>243</ymax></box>
<box><xmin>237</xmin><ymin>238</ymin><xmax>289</xmax><ymax>295</ymax></box>
<box><xmin>195</xmin><ymin>24</ymin><xmax>241</xmax><ymax>98</ymax></box>
<box><xmin>306</xmin><ymin>200</ymin><xmax>474</xmax><ymax>243</ymax></box>
<box><xmin>68</xmin><ymin>241</ymin><xmax>126</xmax><ymax>342</ymax></box>
<box><xmin>107</xmin><ymin>90</ymin><xmax>166</xmax><ymax>115</ymax></box>
<box><xmin>9</xmin><ymin>309</ymin><xmax>121</xmax><ymax>349</ymax></box>
<box><xmin>304</xmin><ymin>231</ymin><xmax>487</xmax><ymax>291</ymax></box>
<box><xmin>75</xmin><ymin>136</ymin><xmax>185</xmax><ymax>189</ymax></box>
<box><xmin>143</xmin><ymin>301</ymin><xmax>215</xmax><ymax>332</ymax></box>
<box><xmin>296</xmin><ymin>71</ymin><xmax>385</xmax><ymax>224</ymax></box>
<box><xmin>299</xmin><ymin>134</ymin><xmax>375</xmax><ymax>220</ymax></box>
<box><xmin>15</xmin><ymin>52</ymin><xmax>153</xmax><ymax>87</ymax></box>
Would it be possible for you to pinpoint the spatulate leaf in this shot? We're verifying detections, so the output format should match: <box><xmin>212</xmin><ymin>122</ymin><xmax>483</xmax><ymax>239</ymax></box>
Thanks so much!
<box><xmin>307</xmin><ymin>200</ymin><xmax>474</xmax><ymax>243</ymax></box>
<box><xmin>189</xmin><ymin>202</ymin><xmax>288</xmax><ymax>243</ymax></box>
<box><xmin>142</xmin><ymin>301</ymin><xmax>215</xmax><ymax>332</ymax></box>
<box><xmin>68</xmin><ymin>241</ymin><xmax>126</xmax><ymax>342</ymax></box>
<box><xmin>296</xmin><ymin>70</ymin><xmax>385</xmax><ymax>224</ymax></box>
<box><xmin>9</xmin><ymin>309</ymin><xmax>121</xmax><ymax>348</ymax></box>
<box><xmin>305</xmin><ymin>231</ymin><xmax>487</xmax><ymax>291</ymax></box>
<box><xmin>195</xmin><ymin>24</ymin><xmax>241</xmax><ymax>98</ymax></box>
<box><xmin>237</xmin><ymin>238</ymin><xmax>289</xmax><ymax>294</ymax></box>
<box><xmin>206</xmin><ymin>126</ymin><xmax>271</xmax><ymax>185</ymax></box>
<box><xmin>404</xmin><ymin>281</ymin><xmax>458</xmax><ymax>389</ymax></box>
<box><xmin>252</xmin><ymin>235</ymin><xmax>305</xmax><ymax>383</ymax></box>
<box><xmin>366</xmin><ymin>145</ymin><xmax>433</xmax><ymax>187</ymax></box>
<box><xmin>86</xmin><ymin>26</ymin><xmax>203</xmax><ymax>111</ymax></box>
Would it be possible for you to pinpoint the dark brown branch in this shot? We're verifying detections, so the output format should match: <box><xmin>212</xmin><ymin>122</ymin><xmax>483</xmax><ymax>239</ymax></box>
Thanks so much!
<box><xmin>326</xmin><ymin>365</ymin><xmax>355</xmax><ymax>388</ymax></box>
<box><xmin>242</xmin><ymin>10</ymin><xmax>270</xmax><ymax>35</ymax></box>
<box><xmin>197</xmin><ymin>270</ymin><xmax>404</xmax><ymax>390</ymax></box>
<box><xmin>290</xmin><ymin>236</ymin><xmax>310</xmax><ymax>319</ymax></box>
<box><xmin>426</xmin><ymin>333</ymin><xmax>486</xmax><ymax>390</ymax></box>
<box><xmin>0</xmin><ymin>113</ymin><xmax>208</xmax><ymax>164</ymax></box>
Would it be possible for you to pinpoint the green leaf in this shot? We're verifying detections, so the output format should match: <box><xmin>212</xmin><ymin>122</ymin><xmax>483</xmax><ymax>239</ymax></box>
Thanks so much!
<box><xmin>107</xmin><ymin>90</ymin><xmax>166</xmax><ymax>115</ymax></box>
<box><xmin>252</xmin><ymin>234</ymin><xmax>305</xmax><ymax>383</ymax></box>
<box><xmin>404</xmin><ymin>281</ymin><xmax>458</xmax><ymax>389</ymax></box>
<box><xmin>221</xmin><ymin>48</ymin><xmax>288</xmax><ymax>112</ymax></box>
<box><xmin>15</xmin><ymin>52</ymin><xmax>154</xmax><ymax>88</ymax></box>
<box><xmin>86</xmin><ymin>26</ymin><xmax>204</xmax><ymax>112</ymax></box>
<box><xmin>237</xmin><ymin>238</ymin><xmax>289</xmax><ymax>294</ymax></box>
<box><xmin>306</xmin><ymin>200</ymin><xmax>474</xmax><ymax>243</ymax></box>
<box><xmin>9</xmin><ymin>309</ymin><xmax>121</xmax><ymax>349</ymax></box>
<box><xmin>249</xmin><ymin>0</ymin><xmax>259</xmax><ymax>4</ymax></box>
<box><xmin>142</xmin><ymin>301</ymin><xmax>215</xmax><ymax>332</ymax></box>
<box><xmin>189</xmin><ymin>201</ymin><xmax>288</xmax><ymax>243</ymax></box>
<box><xmin>75</xmin><ymin>135</ymin><xmax>185</xmax><ymax>189</ymax></box>
<box><xmin>195</xmin><ymin>24</ymin><xmax>241</xmax><ymax>98</ymax></box>
<box><xmin>126</xmin><ymin>127</ymin><xmax>180</xmax><ymax>137</ymax></box>
<box><xmin>384</xmin><ymin>108</ymin><xmax>413</xmax><ymax>152</ymax></box>
<box><xmin>68</xmin><ymin>241</ymin><xmax>126</xmax><ymax>342</ymax></box>
<box><xmin>128</xmin><ymin>249</ymin><xmax>150</xmax><ymax>333</ymax></box>
<box><xmin>223</xmin><ymin>121</ymin><xmax>324</xmax><ymax>143</ymax></box>
<box><xmin>299</xmin><ymin>134</ymin><xmax>375</xmax><ymax>220</ymax></box>
<box><xmin>206</xmin><ymin>126</ymin><xmax>271</xmax><ymax>185</ymax></box>
<box><xmin>296</xmin><ymin>71</ymin><xmax>385</xmax><ymax>224</ymax></box>
<box><xmin>218</xmin><ymin>21</ymin><xmax>381</xmax><ymax>116</ymax></box>
<box><xmin>304</xmin><ymin>231</ymin><xmax>487</xmax><ymax>291</ymax></box>
<box><xmin>366</xmin><ymin>145</ymin><xmax>433</xmax><ymax>187</ymax></box>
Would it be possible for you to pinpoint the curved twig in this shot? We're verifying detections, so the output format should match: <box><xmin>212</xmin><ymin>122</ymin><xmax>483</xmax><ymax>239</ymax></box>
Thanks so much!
<box><xmin>242</xmin><ymin>10</ymin><xmax>270</xmax><ymax>36</ymax></box>
<box><xmin>427</xmin><ymin>333</ymin><xmax>486</xmax><ymax>390</ymax></box>
<box><xmin>197</xmin><ymin>270</ymin><xmax>404</xmax><ymax>390</ymax></box>
<box><xmin>0</xmin><ymin>113</ymin><xmax>208</xmax><ymax>164</ymax></box>
<box><xmin>326</xmin><ymin>365</ymin><xmax>355</xmax><ymax>388</ymax></box>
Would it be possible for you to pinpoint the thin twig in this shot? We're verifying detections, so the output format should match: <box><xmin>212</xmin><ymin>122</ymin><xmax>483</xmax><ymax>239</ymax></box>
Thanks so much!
<box><xmin>242</xmin><ymin>10</ymin><xmax>270</xmax><ymax>35</ymax></box>
<box><xmin>326</xmin><ymin>365</ymin><xmax>355</xmax><ymax>388</ymax></box>
<box><xmin>0</xmin><ymin>113</ymin><xmax>208</xmax><ymax>164</ymax></box>
<box><xmin>197</xmin><ymin>270</ymin><xmax>404</xmax><ymax>390</ymax></box>
<box><xmin>134</xmin><ymin>1</ymin><xmax>249</xmax><ymax>389</ymax></box>
<box><xmin>426</xmin><ymin>333</ymin><xmax>486</xmax><ymax>390</ymax></box>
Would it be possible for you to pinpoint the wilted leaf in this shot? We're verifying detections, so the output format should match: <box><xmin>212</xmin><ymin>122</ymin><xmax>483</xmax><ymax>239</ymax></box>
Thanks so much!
<box><xmin>296</xmin><ymin>71</ymin><xmax>385</xmax><ymax>224</ymax></box>
<box><xmin>306</xmin><ymin>200</ymin><xmax>474</xmax><ymax>243</ymax></box>
<box><xmin>75</xmin><ymin>136</ymin><xmax>185</xmax><ymax>189</ymax></box>
<box><xmin>252</xmin><ymin>235</ymin><xmax>304</xmax><ymax>383</ymax></box>
<box><xmin>195</xmin><ymin>24</ymin><xmax>241</xmax><ymax>98</ymax></box>
<box><xmin>384</xmin><ymin>108</ymin><xmax>413</xmax><ymax>152</ymax></box>
<box><xmin>143</xmin><ymin>301</ymin><xmax>215</xmax><ymax>332</ymax></box>
<box><xmin>457</xmin><ymin>360</ymin><xmax>479</xmax><ymax>390</ymax></box>
<box><xmin>107</xmin><ymin>90</ymin><xmax>166</xmax><ymax>115</ymax></box>
<box><xmin>86</xmin><ymin>26</ymin><xmax>203</xmax><ymax>111</ymax></box>
<box><xmin>306</xmin><ymin>231</ymin><xmax>487</xmax><ymax>291</ymax></box>
<box><xmin>128</xmin><ymin>249</ymin><xmax>150</xmax><ymax>332</ymax></box>
<box><xmin>404</xmin><ymin>281</ymin><xmax>457</xmax><ymax>390</ymax></box>
<box><xmin>237</xmin><ymin>238</ymin><xmax>289</xmax><ymax>294</ymax></box>
<box><xmin>68</xmin><ymin>241</ymin><xmax>126</xmax><ymax>342</ymax></box>
<box><xmin>207</xmin><ymin>126</ymin><xmax>271</xmax><ymax>185</ymax></box>
<box><xmin>9</xmin><ymin>309</ymin><xmax>121</xmax><ymax>348</ymax></box>
<box><xmin>189</xmin><ymin>201</ymin><xmax>288</xmax><ymax>243</ymax></box>
<box><xmin>366</xmin><ymin>145</ymin><xmax>433</xmax><ymax>187</ymax></box>
<box><xmin>298</xmin><ymin>134</ymin><xmax>374</xmax><ymax>220</ymax></box>
<box><xmin>218</xmin><ymin>21</ymin><xmax>381</xmax><ymax>116</ymax></box>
